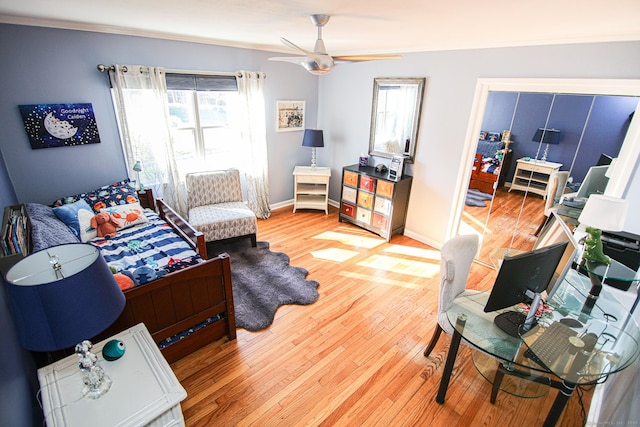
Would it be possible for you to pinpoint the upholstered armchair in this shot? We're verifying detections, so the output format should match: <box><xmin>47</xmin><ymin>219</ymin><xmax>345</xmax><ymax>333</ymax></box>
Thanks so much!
<box><xmin>186</xmin><ymin>169</ymin><xmax>257</xmax><ymax>247</ymax></box>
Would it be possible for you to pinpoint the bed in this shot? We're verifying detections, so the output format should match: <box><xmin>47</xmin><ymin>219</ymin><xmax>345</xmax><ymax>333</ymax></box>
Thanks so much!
<box><xmin>22</xmin><ymin>181</ymin><xmax>236</xmax><ymax>364</ymax></box>
<box><xmin>469</xmin><ymin>139</ymin><xmax>512</xmax><ymax>195</ymax></box>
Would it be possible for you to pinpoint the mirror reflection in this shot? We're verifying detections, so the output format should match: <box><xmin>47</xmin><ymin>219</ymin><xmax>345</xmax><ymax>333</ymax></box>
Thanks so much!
<box><xmin>460</xmin><ymin>90</ymin><xmax>638</xmax><ymax>267</ymax></box>
<box><xmin>369</xmin><ymin>77</ymin><xmax>425</xmax><ymax>163</ymax></box>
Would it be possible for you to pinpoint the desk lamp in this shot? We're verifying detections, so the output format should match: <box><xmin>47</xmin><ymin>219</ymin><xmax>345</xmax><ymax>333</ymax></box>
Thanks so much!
<box><xmin>302</xmin><ymin>129</ymin><xmax>324</xmax><ymax>169</ymax></box>
<box><xmin>4</xmin><ymin>243</ymin><xmax>125</xmax><ymax>399</ymax></box>
<box><xmin>132</xmin><ymin>160</ymin><xmax>144</xmax><ymax>192</ymax></box>
<box><xmin>577</xmin><ymin>195</ymin><xmax>629</xmax><ymax>313</ymax></box>
<box><xmin>532</xmin><ymin>128</ymin><xmax>560</xmax><ymax>162</ymax></box>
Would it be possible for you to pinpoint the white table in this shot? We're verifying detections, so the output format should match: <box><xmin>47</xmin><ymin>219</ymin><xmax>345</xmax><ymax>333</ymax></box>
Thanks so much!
<box><xmin>37</xmin><ymin>323</ymin><xmax>187</xmax><ymax>427</ymax></box>
<box><xmin>509</xmin><ymin>158</ymin><xmax>562</xmax><ymax>198</ymax></box>
<box><xmin>293</xmin><ymin>166</ymin><xmax>331</xmax><ymax>214</ymax></box>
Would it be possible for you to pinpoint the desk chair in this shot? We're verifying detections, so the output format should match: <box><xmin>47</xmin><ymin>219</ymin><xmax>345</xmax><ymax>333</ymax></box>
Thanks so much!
<box><xmin>424</xmin><ymin>234</ymin><xmax>480</xmax><ymax>357</ymax></box>
<box><xmin>534</xmin><ymin>171</ymin><xmax>569</xmax><ymax>236</ymax></box>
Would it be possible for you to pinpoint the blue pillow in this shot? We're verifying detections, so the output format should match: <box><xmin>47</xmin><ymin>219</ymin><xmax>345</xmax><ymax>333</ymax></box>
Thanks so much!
<box><xmin>52</xmin><ymin>199</ymin><xmax>98</xmax><ymax>242</ymax></box>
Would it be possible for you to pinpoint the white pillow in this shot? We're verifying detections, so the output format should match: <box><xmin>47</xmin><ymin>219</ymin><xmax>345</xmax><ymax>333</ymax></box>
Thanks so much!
<box><xmin>99</xmin><ymin>202</ymin><xmax>149</xmax><ymax>231</ymax></box>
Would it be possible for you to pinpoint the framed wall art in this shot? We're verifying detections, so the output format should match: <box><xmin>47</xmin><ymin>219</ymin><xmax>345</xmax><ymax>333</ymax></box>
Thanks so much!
<box><xmin>276</xmin><ymin>100</ymin><xmax>305</xmax><ymax>132</ymax></box>
<box><xmin>18</xmin><ymin>103</ymin><xmax>101</xmax><ymax>149</ymax></box>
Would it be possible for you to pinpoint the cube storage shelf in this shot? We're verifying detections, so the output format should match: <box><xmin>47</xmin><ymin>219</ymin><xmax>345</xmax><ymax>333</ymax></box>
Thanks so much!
<box><xmin>339</xmin><ymin>164</ymin><xmax>412</xmax><ymax>242</ymax></box>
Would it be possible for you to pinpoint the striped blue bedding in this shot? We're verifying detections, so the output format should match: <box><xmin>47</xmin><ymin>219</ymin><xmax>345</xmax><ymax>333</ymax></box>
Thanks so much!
<box><xmin>90</xmin><ymin>210</ymin><xmax>202</xmax><ymax>285</ymax></box>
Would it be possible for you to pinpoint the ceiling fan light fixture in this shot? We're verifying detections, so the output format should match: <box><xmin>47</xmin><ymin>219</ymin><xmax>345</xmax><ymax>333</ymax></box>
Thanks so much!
<box><xmin>268</xmin><ymin>14</ymin><xmax>402</xmax><ymax>75</ymax></box>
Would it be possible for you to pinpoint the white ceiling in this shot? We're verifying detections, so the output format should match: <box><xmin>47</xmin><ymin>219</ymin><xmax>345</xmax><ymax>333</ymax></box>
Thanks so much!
<box><xmin>1</xmin><ymin>0</ymin><xmax>640</xmax><ymax>56</ymax></box>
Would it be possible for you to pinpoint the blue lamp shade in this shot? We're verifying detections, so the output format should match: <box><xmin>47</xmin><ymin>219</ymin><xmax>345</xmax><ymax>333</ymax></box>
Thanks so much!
<box><xmin>301</xmin><ymin>129</ymin><xmax>324</xmax><ymax>148</ymax></box>
<box><xmin>532</xmin><ymin>128</ymin><xmax>561</xmax><ymax>145</ymax></box>
<box><xmin>4</xmin><ymin>243</ymin><xmax>125</xmax><ymax>352</ymax></box>
<box><xmin>132</xmin><ymin>160</ymin><xmax>142</xmax><ymax>172</ymax></box>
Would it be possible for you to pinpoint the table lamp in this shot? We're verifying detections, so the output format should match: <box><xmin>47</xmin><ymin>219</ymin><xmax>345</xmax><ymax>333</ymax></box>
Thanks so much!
<box><xmin>302</xmin><ymin>129</ymin><xmax>324</xmax><ymax>169</ymax></box>
<box><xmin>4</xmin><ymin>243</ymin><xmax>125</xmax><ymax>399</ymax></box>
<box><xmin>532</xmin><ymin>128</ymin><xmax>560</xmax><ymax>162</ymax></box>
<box><xmin>132</xmin><ymin>160</ymin><xmax>144</xmax><ymax>192</ymax></box>
<box><xmin>577</xmin><ymin>194</ymin><xmax>629</xmax><ymax>314</ymax></box>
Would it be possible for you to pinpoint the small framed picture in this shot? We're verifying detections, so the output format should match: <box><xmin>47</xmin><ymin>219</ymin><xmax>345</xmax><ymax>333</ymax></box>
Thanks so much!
<box><xmin>487</xmin><ymin>132</ymin><xmax>501</xmax><ymax>142</ymax></box>
<box><xmin>276</xmin><ymin>100</ymin><xmax>305</xmax><ymax>132</ymax></box>
<box><xmin>479</xmin><ymin>131</ymin><xmax>488</xmax><ymax>140</ymax></box>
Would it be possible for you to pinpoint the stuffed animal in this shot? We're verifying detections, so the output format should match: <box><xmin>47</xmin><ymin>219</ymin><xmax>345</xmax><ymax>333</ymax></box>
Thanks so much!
<box><xmin>90</xmin><ymin>212</ymin><xmax>120</xmax><ymax>238</ymax></box>
<box><xmin>114</xmin><ymin>273</ymin><xmax>134</xmax><ymax>290</ymax></box>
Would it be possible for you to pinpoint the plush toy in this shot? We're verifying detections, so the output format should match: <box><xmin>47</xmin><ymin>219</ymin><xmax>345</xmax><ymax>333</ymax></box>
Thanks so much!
<box><xmin>132</xmin><ymin>265</ymin><xmax>167</xmax><ymax>285</ymax></box>
<box><xmin>113</xmin><ymin>273</ymin><xmax>134</xmax><ymax>290</ymax></box>
<box><xmin>90</xmin><ymin>212</ymin><xmax>120</xmax><ymax>238</ymax></box>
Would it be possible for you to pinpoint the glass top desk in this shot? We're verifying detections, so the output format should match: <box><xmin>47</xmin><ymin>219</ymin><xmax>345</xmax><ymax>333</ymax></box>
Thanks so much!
<box><xmin>435</xmin><ymin>268</ymin><xmax>640</xmax><ymax>427</ymax></box>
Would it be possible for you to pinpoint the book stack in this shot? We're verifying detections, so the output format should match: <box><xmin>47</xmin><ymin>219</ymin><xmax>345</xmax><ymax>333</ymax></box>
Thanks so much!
<box><xmin>2</xmin><ymin>205</ymin><xmax>28</xmax><ymax>256</ymax></box>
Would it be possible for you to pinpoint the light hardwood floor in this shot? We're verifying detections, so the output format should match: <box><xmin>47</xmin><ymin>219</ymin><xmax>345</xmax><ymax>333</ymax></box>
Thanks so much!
<box><xmin>171</xmin><ymin>202</ymin><xmax>591</xmax><ymax>426</ymax></box>
<box><xmin>461</xmin><ymin>187</ymin><xmax>546</xmax><ymax>266</ymax></box>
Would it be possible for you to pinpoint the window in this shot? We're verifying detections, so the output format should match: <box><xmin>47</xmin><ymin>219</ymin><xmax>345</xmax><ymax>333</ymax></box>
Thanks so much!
<box><xmin>166</xmin><ymin>73</ymin><xmax>244</xmax><ymax>177</ymax></box>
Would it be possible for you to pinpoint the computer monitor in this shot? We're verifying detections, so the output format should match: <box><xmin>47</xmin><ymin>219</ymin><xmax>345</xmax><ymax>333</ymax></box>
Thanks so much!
<box><xmin>484</xmin><ymin>241</ymin><xmax>568</xmax><ymax>336</ymax></box>
<box><xmin>576</xmin><ymin>165</ymin><xmax>609</xmax><ymax>199</ymax></box>
<box><xmin>533</xmin><ymin>212</ymin><xmax>580</xmax><ymax>299</ymax></box>
<box><xmin>597</xmin><ymin>153</ymin><xmax>613</xmax><ymax>166</ymax></box>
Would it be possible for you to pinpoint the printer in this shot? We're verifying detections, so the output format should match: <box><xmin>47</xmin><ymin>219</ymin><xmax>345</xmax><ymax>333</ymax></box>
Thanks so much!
<box><xmin>600</xmin><ymin>230</ymin><xmax>640</xmax><ymax>290</ymax></box>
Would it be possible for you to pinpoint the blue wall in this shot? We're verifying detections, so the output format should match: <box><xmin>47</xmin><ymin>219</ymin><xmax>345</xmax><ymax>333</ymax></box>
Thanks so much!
<box><xmin>481</xmin><ymin>92</ymin><xmax>637</xmax><ymax>184</ymax></box>
<box><xmin>0</xmin><ymin>24</ymin><xmax>319</xmax><ymax>206</ymax></box>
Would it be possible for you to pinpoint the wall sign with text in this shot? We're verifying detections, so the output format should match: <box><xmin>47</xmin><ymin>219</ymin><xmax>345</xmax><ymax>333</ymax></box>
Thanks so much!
<box><xmin>18</xmin><ymin>103</ymin><xmax>101</xmax><ymax>149</ymax></box>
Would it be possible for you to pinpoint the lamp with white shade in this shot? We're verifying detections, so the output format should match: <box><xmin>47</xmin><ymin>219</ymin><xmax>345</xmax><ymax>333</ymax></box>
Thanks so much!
<box><xmin>578</xmin><ymin>194</ymin><xmax>629</xmax><ymax>265</ymax></box>
<box><xmin>577</xmin><ymin>195</ymin><xmax>629</xmax><ymax>313</ymax></box>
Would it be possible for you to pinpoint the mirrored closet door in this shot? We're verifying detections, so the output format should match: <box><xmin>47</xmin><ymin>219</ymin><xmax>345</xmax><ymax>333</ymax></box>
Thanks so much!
<box><xmin>457</xmin><ymin>81</ymin><xmax>640</xmax><ymax>267</ymax></box>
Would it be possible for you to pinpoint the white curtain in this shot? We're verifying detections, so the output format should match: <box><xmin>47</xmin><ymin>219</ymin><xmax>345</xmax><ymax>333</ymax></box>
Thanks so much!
<box><xmin>236</xmin><ymin>70</ymin><xmax>271</xmax><ymax>219</ymax></box>
<box><xmin>108</xmin><ymin>65</ymin><xmax>188</xmax><ymax>216</ymax></box>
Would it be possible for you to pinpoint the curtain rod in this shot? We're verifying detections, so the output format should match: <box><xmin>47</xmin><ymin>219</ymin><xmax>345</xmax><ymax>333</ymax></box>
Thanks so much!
<box><xmin>97</xmin><ymin>64</ymin><xmax>242</xmax><ymax>77</ymax></box>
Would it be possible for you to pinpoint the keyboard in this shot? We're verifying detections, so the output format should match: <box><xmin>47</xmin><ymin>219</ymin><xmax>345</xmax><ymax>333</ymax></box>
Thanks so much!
<box><xmin>523</xmin><ymin>322</ymin><xmax>578</xmax><ymax>368</ymax></box>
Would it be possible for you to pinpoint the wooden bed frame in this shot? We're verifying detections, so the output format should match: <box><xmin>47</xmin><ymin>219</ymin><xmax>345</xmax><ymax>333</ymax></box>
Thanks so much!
<box><xmin>1</xmin><ymin>190</ymin><xmax>236</xmax><ymax>364</ymax></box>
<box><xmin>469</xmin><ymin>151</ymin><xmax>513</xmax><ymax>195</ymax></box>
<box><xmin>98</xmin><ymin>193</ymin><xmax>236</xmax><ymax>363</ymax></box>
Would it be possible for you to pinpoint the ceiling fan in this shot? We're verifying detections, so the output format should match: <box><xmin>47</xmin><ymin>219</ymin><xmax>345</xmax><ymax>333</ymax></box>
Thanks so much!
<box><xmin>269</xmin><ymin>14</ymin><xmax>402</xmax><ymax>75</ymax></box>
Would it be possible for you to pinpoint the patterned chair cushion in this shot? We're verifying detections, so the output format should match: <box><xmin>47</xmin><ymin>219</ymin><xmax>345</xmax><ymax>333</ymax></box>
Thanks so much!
<box><xmin>188</xmin><ymin>202</ymin><xmax>257</xmax><ymax>242</ymax></box>
<box><xmin>186</xmin><ymin>169</ymin><xmax>243</xmax><ymax>209</ymax></box>
<box><xmin>186</xmin><ymin>169</ymin><xmax>257</xmax><ymax>243</ymax></box>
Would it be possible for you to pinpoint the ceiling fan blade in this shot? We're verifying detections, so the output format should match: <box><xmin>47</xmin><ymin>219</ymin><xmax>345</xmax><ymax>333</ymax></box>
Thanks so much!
<box><xmin>269</xmin><ymin>55</ymin><xmax>333</xmax><ymax>75</ymax></box>
<box><xmin>280</xmin><ymin>37</ymin><xmax>314</xmax><ymax>56</ymax></box>
<box><xmin>333</xmin><ymin>54</ymin><xmax>403</xmax><ymax>63</ymax></box>
<box><xmin>268</xmin><ymin>55</ymin><xmax>310</xmax><ymax>65</ymax></box>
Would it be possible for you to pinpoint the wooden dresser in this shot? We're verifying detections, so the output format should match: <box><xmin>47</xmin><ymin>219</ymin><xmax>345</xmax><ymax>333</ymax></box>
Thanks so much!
<box><xmin>339</xmin><ymin>164</ymin><xmax>412</xmax><ymax>241</ymax></box>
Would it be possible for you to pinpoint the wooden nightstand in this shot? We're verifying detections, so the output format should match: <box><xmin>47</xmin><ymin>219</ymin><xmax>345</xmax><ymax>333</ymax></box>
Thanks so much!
<box><xmin>509</xmin><ymin>158</ymin><xmax>562</xmax><ymax>198</ymax></box>
<box><xmin>137</xmin><ymin>189</ymin><xmax>156</xmax><ymax>211</ymax></box>
<box><xmin>37</xmin><ymin>323</ymin><xmax>187</xmax><ymax>427</ymax></box>
<box><xmin>293</xmin><ymin>166</ymin><xmax>331</xmax><ymax>214</ymax></box>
